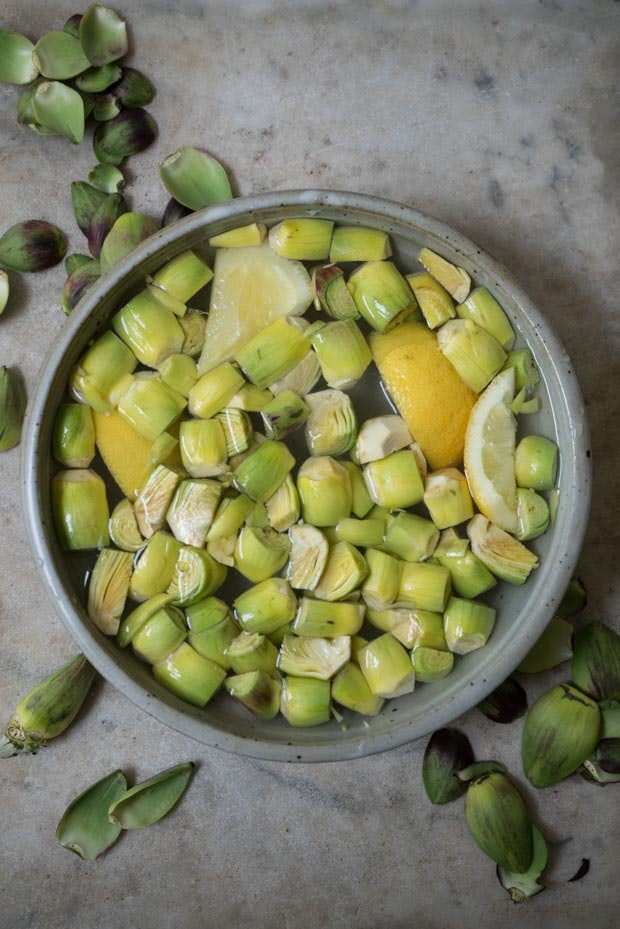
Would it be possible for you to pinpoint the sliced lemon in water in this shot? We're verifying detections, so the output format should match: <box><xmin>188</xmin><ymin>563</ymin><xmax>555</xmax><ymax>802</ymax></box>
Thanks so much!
<box><xmin>464</xmin><ymin>368</ymin><xmax>518</xmax><ymax>533</ymax></box>
<box><xmin>197</xmin><ymin>243</ymin><xmax>313</xmax><ymax>374</ymax></box>
<box><xmin>370</xmin><ymin>321</ymin><xmax>476</xmax><ymax>470</ymax></box>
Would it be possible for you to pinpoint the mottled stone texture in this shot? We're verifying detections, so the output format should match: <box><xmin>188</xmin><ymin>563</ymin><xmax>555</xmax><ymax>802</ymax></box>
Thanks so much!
<box><xmin>0</xmin><ymin>2</ymin><xmax>618</xmax><ymax>927</ymax></box>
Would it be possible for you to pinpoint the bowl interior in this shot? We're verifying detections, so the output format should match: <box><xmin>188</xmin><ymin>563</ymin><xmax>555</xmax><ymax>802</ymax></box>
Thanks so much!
<box><xmin>22</xmin><ymin>190</ymin><xmax>591</xmax><ymax>762</ymax></box>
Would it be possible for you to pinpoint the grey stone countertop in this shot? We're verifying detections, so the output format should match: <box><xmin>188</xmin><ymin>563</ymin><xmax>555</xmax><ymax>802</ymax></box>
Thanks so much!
<box><xmin>1</xmin><ymin>2</ymin><xmax>618</xmax><ymax>927</ymax></box>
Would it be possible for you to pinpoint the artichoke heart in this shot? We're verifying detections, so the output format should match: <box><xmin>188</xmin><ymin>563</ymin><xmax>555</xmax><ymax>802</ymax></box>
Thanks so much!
<box><xmin>313</xmin><ymin>541</ymin><xmax>368</xmax><ymax>601</ymax></box>
<box><xmin>305</xmin><ymin>389</ymin><xmax>358</xmax><ymax>457</ymax></box>
<box><xmin>467</xmin><ymin>515</ymin><xmax>538</xmax><ymax>585</ymax></box>
<box><xmin>87</xmin><ymin>548</ymin><xmax>133</xmax><ymax>635</ymax></box>
<box><xmin>277</xmin><ymin>634</ymin><xmax>350</xmax><ymax>680</ymax></box>
<box><xmin>286</xmin><ymin>524</ymin><xmax>330</xmax><ymax>590</ymax></box>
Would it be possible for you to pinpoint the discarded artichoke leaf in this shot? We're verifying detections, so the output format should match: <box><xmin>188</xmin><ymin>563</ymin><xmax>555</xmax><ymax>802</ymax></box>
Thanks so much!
<box><xmin>79</xmin><ymin>3</ymin><xmax>129</xmax><ymax>66</ymax></box>
<box><xmin>159</xmin><ymin>147</ymin><xmax>233</xmax><ymax>210</ymax></box>
<box><xmin>108</xmin><ymin>762</ymin><xmax>194</xmax><ymax>829</ymax></box>
<box><xmin>0</xmin><ymin>220</ymin><xmax>66</xmax><ymax>273</ymax></box>
<box><xmin>517</xmin><ymin>616</ymin><xmax>573</xmax><ymax>673</ymax></box>
<box><xmin>56</xmin><ymin>770</ymin><xmax>127</xmax><ymax>860</ymax></box>
<box><xmin>477</xmin><ymin>676</ymin><xmax>527</xmax><ymax>724</ymax></box>
<box><xmin>571</xmin><ymin>621</ymin><xmax>620</xmax><ymax>702</ymax></box>
<box><xmin>422</xmin><ymin>727</ymin><xmax>475</xmax><ymax>804</ymax></box>
<box><xmin>0</xmin><ymin>366</ymin><xmax>27</xmax><ymax>453</ymax></box>
<box><xmin>32</xmin><ymin>31</ymin><xmax>90</xmax><ymax>80</ymax></box>
<box><xmin>93</xmin><ymin>109</ymin><xmax>157</xmax><ymax>165</ymax></box>
<box><xmin>0</xmin><ymin>29</ymin><xmax>39</xmax><ymax>84</ymax></box>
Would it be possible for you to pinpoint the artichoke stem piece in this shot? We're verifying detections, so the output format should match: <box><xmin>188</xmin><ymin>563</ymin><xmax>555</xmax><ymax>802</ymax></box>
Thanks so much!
<box><xmin>208</xmin><ymin>223</ymin><xmax>267</xmax><ymax>247</ymax></box>
<box><xmin>398</xmin><ymin>562</ymin><xmax>451</xmax><ymax>613</ymax></box>
<box><xmin>150</xmin><ymin>250</ymin><xmax>213</xmax><ymax>303</ymax></box>
<box><xmin>502</xmin><ymin>348</ymin><xmax>540</xmax><ymax>390</ymax></box>
<box><xmin>413</xmin><ymin>646</ymin><xmax>454</xmax><ymax>683</ymax></box>
<box><xmin>437</xmin><ymin>319</ymin><xmax>507</xmax><ymax>394</ymax></box>
<box><xmin>0</xmin><ymin>654</ymin><xmax>96</xmax><ymax>756</ymax></box>
<box><xmin>235</xmin><ymin>318</ymin><xmax>310</xmax><ymax>390</ymax></box>
<box><xmin>443</xmin><ymin>596</ymin><xmax>496</xmax><ymax>654</ymax></box>
<box><xmin>514</xmin><ymin>435</ymin><xmax>558</xmax><ymax>492</ymax></box>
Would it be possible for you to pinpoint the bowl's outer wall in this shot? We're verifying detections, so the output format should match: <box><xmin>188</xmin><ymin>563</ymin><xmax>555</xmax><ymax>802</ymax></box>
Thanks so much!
<box><xmin>22</xmin><ymin>190</ymin><xmax>591</xmax><ymax>762</ymax></box>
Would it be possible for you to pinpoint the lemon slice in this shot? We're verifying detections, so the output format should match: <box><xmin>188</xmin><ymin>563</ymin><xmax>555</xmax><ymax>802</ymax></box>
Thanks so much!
<box><xmin>370</xmin><ymin>321</ymin><xmax>476</xmax><ymax>470</ymax></box>
<box><xmin>198</xmin><ymin>243</ymin><xmax>312</xmax><ymax>374</ymax></box>
<box><xmin>464</xmin><ymin>368</ymin><xmax>518</xmax><ymax>533</ymax></box>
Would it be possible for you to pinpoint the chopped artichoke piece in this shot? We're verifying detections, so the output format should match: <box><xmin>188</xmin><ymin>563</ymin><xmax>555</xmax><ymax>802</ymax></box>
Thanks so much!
<box><xmin>329</xmin><ymin>226</ymin><xmax>391</xmax><ymax>262</ymax></box>
<box><xmin>347</xmin><ymin>261</ymin><xmax>416</xmax><ymax>332</ymax></box>
<box><xmin>167</xmin><ymin>546</ymin><xmax>227</xmax><ymax>606</ymax></box>
<box><xmin>467</xmin><ymin>515</ymin><xmax>538</xmax><ymax>585</ymax></box>
<box><xmin>234</xmin><ymin>439</ymin><xmax>296</xmax><ymax>502</ymax></box>
<box><xmin>112</xmin><ymin>289</ymin><xmax>185</xmax><ymax>368</ymax></box>
<box><xmin>149</xmin><ymin>431</ymin><xmax>179</xmax><ymax>466</ymax></box>
<box><xmin>423</xmin><ymin>468</ymin><xmax>474</xmax><ymax>529</ymax></box>
<box><xmin>265</xmin><ymin>474</ymin><xmax>300</xmax><ymax>532</ymax></box>
<box><xmin>292</xmin><ymin>598</ymin><xmax>365</xmax><ymax>637</ymax></box>
<box><xmin>225</xmin><ymin>632</ymin><xmax>278</xmax><ymax>675</ymax></box>
<box><xmin>179</xmin><ymin>311</ymin><xmax>207</xmax><ymax>357</ymax></box>
<box><xmin>280</xmin><ymin>676</ymin><xmax>331</xmax><ymax>727</ymax></box>
<box><xmin>131</xmin><ymin>606</ymin><xmax>187</xmax><ymax>665</ymax></box>
<box><xmin>514</xmin><ymin>435</ymin><xmax>558</xmax><ymax>492</ymax></box>
<box><xmin>413</xmin><ymin>646</ymin><xmax>454</xmax><ymax>683</ymax></box>
<box><xmin>269</xmin><ymin>348</ymin><xmax>321</xmax><ymax>397</ymax></box>
<box><xmin>117</xmin><ymin>376</ymin><xmax>186</xmax><ymax>441</ymax></box>
<box><xmin>443</xmin><ymin>596</ymin><xmax>496</xmax><ymax>654</ymax></box>
<box><xmin>188</xmin><ymin>362</ymin><xmax>245</xmax><ymax>419</ymax></box>
<box><xmin>516</xmin><ymin>488</ymin><xmax>550</xmax><ymax>541</ymax></box>
<box><xmin>433</xmin><ymin>528</ymin><xmax>497</xmax><ymax>599</ymax></box>
<box><xmin>354</xmin><ymin>415</ymin><xmax>413</xmax><ymax>464</ymax></box>
<box><xmin>185</xmin><ymin>595</ymin><xmax>230</xmax><ymax>633</ymax></box>
<box><xmin>363</xmin><ymin>449</ymin><xmax>424</xmax><ymax>510</ymax></box>
<box><xmin>358</xmin><ymin>634</ymin><xmax>416</xmax><ymax>698</ymax></box>
<box><xmin>134</xmin><ymin>464</ymin><xmax>184</xmax><ymax>539</ymax></box>
<box><xmin>331</xmin><ymin>663</ymin><xmax>384</xmax><ymax>716</ymax></box>
<box><xmin>228</xmin><ymin>383</ymin><xmax>274</xmax><ymax>411</ymax></box>
<box><xmin>334</xmin><ymin>517</ymin><xmax>385</xmax><ymax>548</ymax></box>
<box><xmin>235</xmin><ymin>317</ymin><xmax>310</xmax><ymax>389</ymax></box>
<box><xmin>215</xmin><ymin>407</ymin><xmax>253</xmax><ymax>456</ymax></box>
<box><xmin>312</xmin><ymin>265</ymin><xmax>360</xmax><ymax>320</ymax></box>
<box><xmin>117</xmin><ymin>592</ymin><xmax>173</xmax><ymax>648</ymax></box>
<box><xmin>277</xmin><ymin>634</ymin><xmax>350</xmax><ymax>680</ymax></box>
<box><xmin>406</xmin><ymin>271</ymin><xmax>455</xmax><ymax>329</ymax></box>
<box><xmin>109</xmin><ymin>498</ymin><xmax>144</xmax><ymax>552</ymax></box>
<box><xmin>206</xmin><ymin>534</ymin><xmax>237</xmax><ymax>567</ymax></box>
<box><xmin>361</xmin><ymin>548</ymin><xmax>402</xmax><ymax>610</ymax></box>
<box><xmin>398</xmin><ymin>562</ymin><xmax>451</xmax><ymax>612</ymax></box>
<box><xmin>150</xmin><ymin>250</ymin><xmax>213</xmax><ymax>303</ymax></box>
<box><xmin>188</xmin><ymin>614</ymin><xmax>239</xmax><ymax>669</ymax></box>
<box><xmin>153</xmin><ymin>643</ymin><xmax>226</xmax><ymax>707</ymax></box>
<box><xmin>69</xmin><ymin>331</ymin><xmax>137</xmax><ymax>414</ymax></box>
<box><xmin>437</xmin><ymin>319</ymin><xmax>506</xmax><ymax>394</ymax></box>
<box><xmin>383</xmin><ymin>511</ymin><xmax>439</xmax><ymax>562</ymax></box>
<box><xmin>342</xmin><ymin>461</ymin><xmax>374</xmax><ymax>518</ymax></box>
<box><xmin>502</xmin><ymin>348</ymin><xmax>540</xmax><ymax>390</ymax></box>
<box><xmin>87</xmin><ymin>548</ymin><xmax>133</xmax><ymax>635</ymax></box>
<box><xmin>456</xmin><ymin>287</ymin><xmax>515</xmax><ymax>350</ymax></box>
<box><xmin>286</xmin><ymin>524</ymin><xmax>330</xmax><ymax>590</ymax></box>
<box><xmin>233</xmin><ymin>577</ymin><xmax>297</xmax><ymax>635</ymax></box>
<box><xmin>269</xmin><ymin>218</ymin><xmax>334</xmax><ymax>260</ymax></box>
<box><xmin>224</xmin><ymin>669</ymin><xmax>281</xmax><ymax>718</ymax></box>
<box><xmin>129</xmin><ymin>532</ymin><xmax>182</xmax><ymax>603</ymax></box>
<box><xmin>310</xmin><ymin>318</ymin><xmax>372</xmax><ymax>388</ymax></box>
<box><xmin>179</xmin><ymin>419</ymin><xmax>229</xmax><ymax>478</ymax></box>
<box><xmin>52</xmin><ymin>469</ymin><xmax>110</xmax><ymax>550</ymax></box>
<box><xmin>52</xmin><ymin>403</ymin><xmax>95</xmax><ymax>468</ymax></box>
<box><xmin>260</xmin><ymin>388</ymin><xmax>309</xmax><ymax>440</ymax></box>
<box><xmin>208</xmin><ymin>223</ymin><xmax>267</xmax><ymax>247</ymax></box>
<box><xmin>234</xmin><ymin>526</ymin><xmax>291</xmax><ymax>583</ymax></box>
<box><xmin>312</xmin><ymin>542</ymin><xmax>368</xmax><ymax>601</ymax></box>
<box><xmin>158</xmin><ymin>354</ymin><xmax>198</xmax><ymax>397</ymax></box>
<box><xmin>367</xmin><ymin>607</ymin><xmax>447</xmax><ymax>650</ymax></box>
<box><xmin>305</xmin><ymin>389</ymin><xmax>358</xmax><ymax>457</ymax></box>
<box><xmin>417</xmin><ymin>247</ymin><xmax>471</xmax><ymax>303</ymax></box>
<box><xmin>166</xmin><ymin>479</ymin><xmax>222</xmax><ymax>547</ymax></box>
<box><xmin>297</xmin><ymin>456</ymin><xmax>352</xmax><ymax>526</ymax></box>
<box><xmin>206</xmin><ymin>493</ymin><xmax>255</xmax><ymax>542</ymax></box>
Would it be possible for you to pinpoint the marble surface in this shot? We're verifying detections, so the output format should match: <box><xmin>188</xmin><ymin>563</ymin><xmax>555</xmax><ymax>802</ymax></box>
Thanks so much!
<box><xmin>1</xmin><ymin>1</ymin><xmax>619</xmax><ymax>927</ymax></box>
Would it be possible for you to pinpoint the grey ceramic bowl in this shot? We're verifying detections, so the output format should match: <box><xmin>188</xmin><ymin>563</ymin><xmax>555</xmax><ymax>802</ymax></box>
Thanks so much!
<box><xmin>22</xmin><ymin>190</ymin><xmax>591</xmax><ymax>762</ymax></box>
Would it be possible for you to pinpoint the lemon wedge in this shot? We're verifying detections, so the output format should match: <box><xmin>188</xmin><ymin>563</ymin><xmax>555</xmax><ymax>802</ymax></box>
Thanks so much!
<box><xmin>197</xmin><ymin>244</ymin><xmax>313</xmax><ymax>374</ymax></box>
<box><xmin>464</xmin><ymin>368</ymin><xmax>518</xmax><ymax>533</ymax></box>
<box><xmin>370</xmin><ymin>321</ymin><xmax>476</xmax><ymax>470</ymax></box>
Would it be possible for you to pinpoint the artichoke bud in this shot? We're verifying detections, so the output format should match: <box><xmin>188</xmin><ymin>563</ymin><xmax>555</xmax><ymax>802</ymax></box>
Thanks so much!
<box><xmin>0</xmin><ymin>29</ymin><xmax>39</xmax><ymax>85</ymax></box>
<box><xmin>99</xmin><ymin>212</ymin><xmax>159</xmax><ymax>273</ymax></box>
<box><xmin>571</xmin><ymin>621</ymin><xmax>620</xmax><ymax>702</ymax></box>
<box><xmin>421</xmin><ymin>727</ymin><xmax>475</xmax><ymax>805</ymax></box>
<box><xmin>0</xmin><ymin>654</ymin><xmax>96</xmax><ymax>756</ymax></box>
<box><xmin>0</xmin><ymin>220</ymin><xmax>66</xmax><ymax>273</ymax></box>
<box><xmin>93</xmin><ymin>108</ymin><xmax>157</xmax><ymax>165</ymax></box>
<box><xmin>496</xmin><ymin>825</ymin><xmax>548</xmax><ymax>904</ymax></box>
<box><xmin>87</xmin><ymin>192</ymin><xmax>128</xmax><ymax>257</ymax></box>
<box><xmin>464</xmin><ymin>771</ymin><xmax>533</xmax><ymax>873</ymax></box>
<box><xmin>32</xmin><ymin>81</ymin><xmax>85</xmax><ymax>143</ymax></box>
<box><xmin>521</xmin><ymin>683</ymin><xmax>601</xmax><ymax>788</ymax></box>
<box><xmin>79</xmin><ymin>3</ymin><xmax>129</xmax><ymax>66</ymax></box>
<box><xmin>477</xmin><ymin>676</ymin><xmax>528</xmax><ymax>724</ymax></box>
<box><xmin>0</xmin><ymin>366</ymin><xmax>27</xmax><ymax>453</ymax></box>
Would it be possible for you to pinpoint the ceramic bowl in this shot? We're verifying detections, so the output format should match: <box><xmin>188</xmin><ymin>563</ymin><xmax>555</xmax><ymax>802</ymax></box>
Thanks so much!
<box><xmin>22</xmin><ymin>190</ymin><xmax>591</xmax><ymax>762</ymax></box>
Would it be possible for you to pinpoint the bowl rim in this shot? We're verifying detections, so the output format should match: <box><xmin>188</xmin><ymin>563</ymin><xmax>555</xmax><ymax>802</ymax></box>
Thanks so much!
<box><xmin>21</xmin><ymin>188</ymin><xmax>592</xmax><ymax>762</ymax></box>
